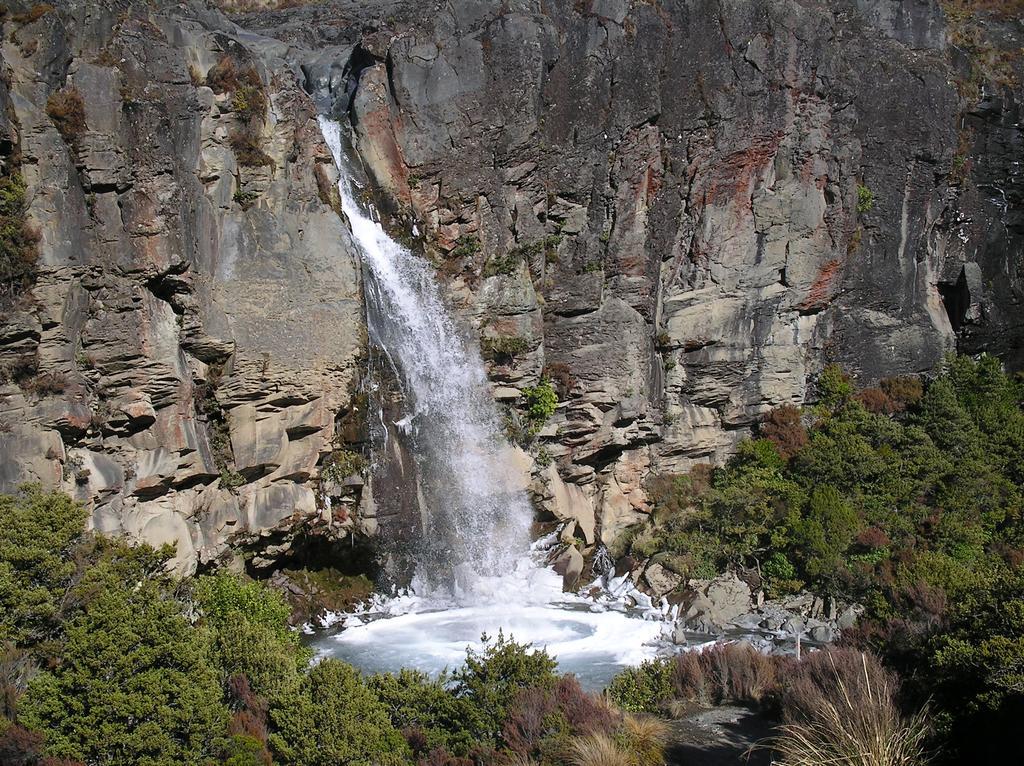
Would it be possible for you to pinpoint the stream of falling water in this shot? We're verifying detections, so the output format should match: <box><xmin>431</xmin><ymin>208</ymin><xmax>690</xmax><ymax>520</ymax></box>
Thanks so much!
<box><xmin>314</xmin><ymin>117</ymin><xmax>673</xmax><ymax>689</ymax></box>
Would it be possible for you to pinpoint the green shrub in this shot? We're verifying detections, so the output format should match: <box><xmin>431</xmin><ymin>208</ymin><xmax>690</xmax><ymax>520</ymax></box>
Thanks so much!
<box><xmin>18</xmin><ymin>544</ymin><xmax>229</xmax><ymax>765</ymax></box>
<box><xmin>481</xmin><ymin>334</ymin><xmax>530</xmax><ymax>363</ymax></box>
<box><xmin>0</xmin><ymin>487</ymin><xmax>88</xmax><ymax>647</ymax></box>
<box><xmin>196</xmin><ymin>570</ymin><xmax>304</xmax><ymax>626</ymax></box>
<box><xmin>453</xmin><ymin>632</ymin><xmax>560</xmax><ymax>738</ymax></box>
<box><xmin>234</xmin><ymin>188</ymin><xmax>260</xmax><ymax>207</ymax></box>
<box><xmin>451</xmin><ymin>235</ymin><xmax>480</xmax><ymax>259</ymax></box>
<box><xmin>368</xmin><ymin>668</ymin><xmax>479</xmax><ymax>756</ymax></box>
<box><xmin>607</xmin><ymin>658</ymin><xmax>674</xmax><ymax>713</ymax></box>
<box><xmin>220</xmin><ymin>468</ymin><xmax>245</xmax><ymax>489</ymax></box>
<box><xmin>856</xmin><ymin>184</ymin><xmax>874</xmax><ymax>214</ymax></box>
<box><xmin>196</xmin><ymin>573</ymin><xmax>311</xmax><ymax>703</ymax></box>
<box><xmin>522</xmin><ymin>378</ymin><xmax>557</xmax><ymax>424</ymax></box>
<box><xmin>816</xmin><ymin>363</ymin><xmax>854</xmax><ymax>408</ymax></box>
<box><xmin>927</xmin><ymin>567</ymin><xmax>1024</xmax><ymax>756</ymax></box>
<box><xmin>321</xmin><ymin>449</ymin><xmax>367</xmax><ymax>483</ymax></box>
<box><xmin>763</xmin><ymin>551</ymin><xmax>802</xmax><ymax>596</ymax></box>
<box><xmin>483</xmin><ymin>253</ymin><xmax>521</xmax><ymax>277</ymax></box>
<box><xmin>232</xmin><ymin>84</ymin><xmax>267</xmax><ymax>124</ymax></box>
<box><xmin>795</xmin><ymin>485</ymin><xmax>860</xmax><ymax>584</ymax></box>
<box><xmin>268</xmin><ymin>659</ymin><xmax>409</xmax><ymax>766</ymax></box>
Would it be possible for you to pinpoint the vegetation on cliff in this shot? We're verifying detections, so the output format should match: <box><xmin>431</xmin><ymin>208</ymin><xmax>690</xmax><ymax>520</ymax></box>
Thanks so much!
<box><xmin>622</xmin><ymin>353</ymin><xmax>1024</xmax><ymax>763</ymax></box>
<box><xmin>0</xmin><ymin>166</ymin><xmax>38</xmax><ymax>310</ymax></box>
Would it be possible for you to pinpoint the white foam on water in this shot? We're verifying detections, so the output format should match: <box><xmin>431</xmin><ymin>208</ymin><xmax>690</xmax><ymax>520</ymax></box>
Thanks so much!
<box><xmin>311</xmin><ymin>546</ymin><xmax>675</xmax><ymax>689</ymax></box>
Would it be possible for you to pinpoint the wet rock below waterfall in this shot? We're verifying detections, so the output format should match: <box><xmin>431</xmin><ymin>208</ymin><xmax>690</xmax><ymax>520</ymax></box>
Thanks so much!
<box><xmin>269</xmin><ymin>568</ymin><xmax>375</xmax><ymax>625</ymax></box>
<box><xmin>669</xmin><ymin>573</ymin><xmax>860</xmax><ymax>644</ymax></box>
<box><xmin>551</xmin><ymin>545</ymin><xmax>585</xmax><ymax>591</ymax></box>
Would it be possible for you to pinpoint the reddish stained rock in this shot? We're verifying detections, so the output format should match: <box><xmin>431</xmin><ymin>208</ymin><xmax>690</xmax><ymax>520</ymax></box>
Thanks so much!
<box><xmin>703</xmin><ymin>133</ymin><xmax>783</xmax><ymax>208</ymax></box>
<box><xmin>799</xmin><ymin>258</ymin><xmax>842</xmax><ymax>313</ymax></box>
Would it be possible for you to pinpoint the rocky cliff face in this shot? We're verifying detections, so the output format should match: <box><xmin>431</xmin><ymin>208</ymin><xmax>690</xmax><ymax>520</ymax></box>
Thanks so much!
<box><xmin>0</xmin><ymin>0</ymin><xmax>1020</xmax><ymax>574</ymax></box>
<box><xmin>312</xmin><ymin>0</ymin><xmax>1022</xmax><ymax>558</ymax></box>
<box><xmin>0</xmin><ymin>0</ymin><xmax>368</xmax><ymax>574</ymax></box>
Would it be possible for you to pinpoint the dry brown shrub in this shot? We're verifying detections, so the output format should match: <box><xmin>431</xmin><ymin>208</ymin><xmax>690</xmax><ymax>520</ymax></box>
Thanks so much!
<box><xmin>646</xmin><ymin>463</ymin><xmax>713</xmax><ymax>517</ymax></box>
<box><xmin>671</xmin><ymin>642</ymin><xmax>783</xmax><ymax>707</ymax></box>
<box><xmin>880</xmin><ymin>376</ymin><xmax>924</xmax><ymax>409</ymax></box>
<box><xmin>502</xmin><ymin>686</ymin><xmax>558</xmax><ymax>757</ymax></box>
<box><xmin>12</xmin><ymin>3</ymin><xmax>53</xmax><ymax>23</ymax></box>
<box><xmin>759</xmin><ymin>404</ymin><xmax>808</xmax><ymax>458</ymax></box>
<box><xmin>543</xmin><ymin>361</ymin><xmax>576</xmax><ymax>398</ymax></box>
<box><xmin>554</xmin><ymin>675</ymin><xmax>618</xmax><ymax>736</ymax></box>
<box><xmin>20</xmin><ymin>370</ymin><xmax>67</xmax><ymax>396</ymax></box>
<box><xmin>855</xmin><ymin>387</ymin><xmax>898</xmax><ymax>415</ymax></box>
<box><xmin>717</xmin><ymin>643</ymin><xmax>778</xmax><ymax>703</ymax></box>
<box><xmin>229</xmin><ymin>130</ymin><xmax>274</xmax><ymax>167</ymax></box>
<box><xmin>45</xmin><ymin>88</ymin><xmax>86</xmax><ymax>143</ymax></box>
<box><xmin>206</xmin><ymin>56</ymin><xmax>239</xmax><ymax>93</ymax></box>
<box><xmin>495</xmin><ymin>754</ymin><xmax>540</xmax><ymax>766</ymax></box>
<box><xmin>943</xmin><ymin>0</ymin><xmax>1024</xmax><ymax>21</ymax></box>
<box><xmin>671</xmin><ymin>650</ymin><xmax>708</xmax><ymax>703</ymax></box>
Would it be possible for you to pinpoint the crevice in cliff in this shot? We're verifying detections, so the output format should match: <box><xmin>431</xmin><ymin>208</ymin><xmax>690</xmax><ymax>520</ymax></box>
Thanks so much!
<box><xmin>938</xmin><ymin>268</ymin><xmax>970</xmax><ymax>333</ymax></box>
<box><xmin>342</xmin><ymin>44</ymin><xmax>380</xmax><ymax>114</ymax></box>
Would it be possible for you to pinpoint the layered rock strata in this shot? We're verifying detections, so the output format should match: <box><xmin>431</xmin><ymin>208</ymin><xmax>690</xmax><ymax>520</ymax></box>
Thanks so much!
<box><xmin>0</xmin><ymin>0</ymin><xmax>1020</xmax><ymax>578</ymax></box>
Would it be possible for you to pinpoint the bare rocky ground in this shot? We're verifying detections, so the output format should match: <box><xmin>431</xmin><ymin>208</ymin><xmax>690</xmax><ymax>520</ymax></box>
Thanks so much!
<box><xmin>667</xmin><ymin>706</ymin><xmax>776</xmax><ymax>766</ymax></box>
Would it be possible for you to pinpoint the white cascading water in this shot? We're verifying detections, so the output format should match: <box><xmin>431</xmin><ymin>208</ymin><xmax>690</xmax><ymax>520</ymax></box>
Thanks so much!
<box><xmin>319</xmin><ymin>117</ymin><xmax>532</xmax><ymax>596</ymax></box>
<box><xmin>315</xmin><ymin>117</ymin><xmax>674</xmax><ymax>688</ymax></box>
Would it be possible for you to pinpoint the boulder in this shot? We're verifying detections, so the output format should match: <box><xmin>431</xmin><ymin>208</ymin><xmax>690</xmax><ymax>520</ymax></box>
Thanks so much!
<box><xmin>810</xmin><ymin>625</ymin><xmax>835</xmax><ymax>643</ymax></box>
<box><xmin>730</xmin><ymin>612</ymin><xmax>765</xmax><ymax>630</ymax></box>
<box><xmin>837</xmin><ymin>605</ymin><xmax>862</xmax><ymax>630</ymax></box>
<box><xmin>552</xmin><ymin>545</ymin><xmax>585</xmax><ymax>592</ymax></box>
<box><xmin>643</xmin><ymin>562</ymin><xmax>683</xmax><ymax>598</ymax></box>
<box><xmin>540</xmin><ymin>464</ymin><xmax>596</xmax><ymax>545</ymax></box>
<box><xmin>781</xmin><ymin>617</ymin><xmax>807</xmax><ymax>636</ymax></box>
<box><xmin>670</xmin><ymin>624</ymin><xmax>689</xmax><ymax>645</ymax></box>
<box><xmin>680</xmin><ymin>573</ymin><xmax>753</xmax><ymax>630</ymax></box>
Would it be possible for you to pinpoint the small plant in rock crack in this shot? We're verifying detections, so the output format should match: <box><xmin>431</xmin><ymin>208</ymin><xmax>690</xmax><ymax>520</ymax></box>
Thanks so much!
<box><xmin>219</xmin><ymin>469</ymin><xmax>245</xmax><ymax>490</ymax></box>
<box><xmin>321</xmin><ymin>449</ymin><xmax>367</xmax><ymax>484</ymax></box>
<box><xmin>856</xmin><ymin>184</ymin><xmax>874</xmax><ymax>214</ymax></box>
<box><xmin>535</xmin><ymin>446</ymin><xmax>553</xmax><ymax>468</ymax></box>
<box><xmin>481</xmin><ymin>335</ymin><xmax>530</xmax><ymax>364</ymax></box>
<box><xmin>233</xmin><ymin>188</ymin><xmax>260</xmax><ymax>208</ymax></box>
<box><xmin>522</xmin><ymin>378</ymin><xmax>557</xmax><ymax>431</ymax></box>
<box><xmin>451</xmin><ymin>235</ymin><xmax>480</xmax><ymax>260</ymax></box>
<box><xmin>45</xmin><ymin>88</ymin><xmax>87</xmax><ymax>144</ymax></box>
<box><xmin>0</xmin><ymin>171</ymin><xmax>40</xmax><ymax>306</ymax></box>
<box><xmin>62</xmin><ymin>453</ymin><xmax>84</xmax><ymax>483</ymax></box>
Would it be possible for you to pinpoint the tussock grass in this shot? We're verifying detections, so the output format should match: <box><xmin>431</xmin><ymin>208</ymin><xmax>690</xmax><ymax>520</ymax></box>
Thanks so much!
<box><xmin>567</xmin><ymin>733</ymin><xmax>632</xmax><ymax>766</ymax></box>
<box><xmin>771</xmin><ymin>650</ymin><xmax>929</xmax><ymax>766</ymax></box>
<box><xmin>620</xmin><ymin>714</ymin><xmax>669</xmax><ymax>766</ymax></box>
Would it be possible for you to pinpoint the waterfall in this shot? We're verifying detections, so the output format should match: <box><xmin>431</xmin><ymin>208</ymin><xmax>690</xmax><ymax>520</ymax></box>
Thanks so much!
<box><xmin>318</xmin><ymin>117</ymin><xmax>534</xmax><ymax>598</ymax></box>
